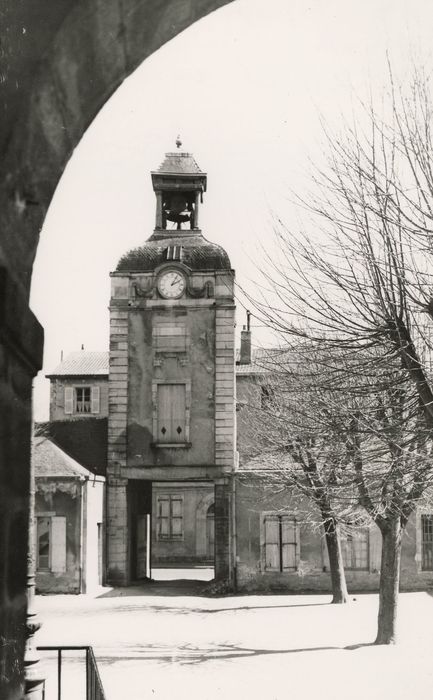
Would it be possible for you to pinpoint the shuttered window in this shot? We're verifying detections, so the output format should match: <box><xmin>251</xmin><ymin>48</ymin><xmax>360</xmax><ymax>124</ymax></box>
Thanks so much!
<box><xmin>264</xmin><ymin>515</ymin><xmax>299</xmax><ymax>572</ymax></box>
<box><xmin>422</xmin><ymin>515</ymin><xmax>433</xmax><ymax>571</ymax></box>
<box><xmin>64</xmin><ymin>386</ymin><xmax>100</xmax><ymax>415</ymax></box>
<box><xmin>341</xmin><ymin>529</ymin><xmax>369</xmax><ymax>570</ymax></box>
<box><xmin>157</xmin><ymin>384</ymin><xmax>186</xmax><ymax>443</ymax></box>
<box><xmin>37</xmin><ymin>516</ymin><xmax>66</xmax><ymax>573</ymax></box>
<box><xmin>157</xmin><ymin>495</ymin><xmax>183</xmax><ymax>540</ymax></box>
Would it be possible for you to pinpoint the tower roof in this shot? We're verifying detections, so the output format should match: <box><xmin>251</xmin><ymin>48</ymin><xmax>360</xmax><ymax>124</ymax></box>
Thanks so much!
<box><xmin>154</xmin><ymin>151</ymin><xmax>205</xmax><ymax>176</ymax></box>
<box><xmin>116</xmin><ymin>232</ymin><xmax>231</xmax><ymax>272</ymax></box>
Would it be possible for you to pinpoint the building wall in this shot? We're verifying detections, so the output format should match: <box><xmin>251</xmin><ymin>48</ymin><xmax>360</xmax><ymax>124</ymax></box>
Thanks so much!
<box><xmin>151</xmin><ymin>483</ymin><xmax>214</xmax><ymax>565</ymax></box>
<box><xmin>127</xmin><ymin>304</ymin><xmax>216</xmax><ymax>468</ymax></box>
<box><xmin>235</xmin><ymin>480</ymin><xmax>433</xmax><ymax>593</ymax></box>
<box><xmin>35</xmin><ymin>478</ymin><xmax>82</xmax><ymax>594</ymax></box>
<box><xmin>49</xmin><ymin>376</ymin><xmax>109</xmax><ymax>421</ymax></box>
<box><xmin>83</xmin><ymin>478</ymin><xmax>105</xmax><ymax>592</ymax></box>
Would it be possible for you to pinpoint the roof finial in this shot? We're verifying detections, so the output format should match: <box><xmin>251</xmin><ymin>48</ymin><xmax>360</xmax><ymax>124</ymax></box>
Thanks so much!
<box><xmin>175</xmin><ymin>135</ymin><xmax>182</xmax><ymax>150</ymax></box>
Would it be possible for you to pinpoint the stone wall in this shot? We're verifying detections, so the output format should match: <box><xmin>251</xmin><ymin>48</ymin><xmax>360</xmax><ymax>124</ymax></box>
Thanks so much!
<box><xmin>35</xmin><ymin>479</ymin><xmax>82</xmax><ymax>594</ymax></box>
<box><xmin>49</xmin><ymin>377</ymin><xmax>109</xmax><ymax>421</ymax></box>
<box><xmin>235</xmin><ymin>479</ymin><xmax>433</xmax><ymax>593</ymax></box>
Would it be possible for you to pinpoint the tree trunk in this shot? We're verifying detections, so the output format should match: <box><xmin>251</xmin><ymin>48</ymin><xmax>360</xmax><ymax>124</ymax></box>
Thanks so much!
<box><xmin>375</xmin><ymin>516</ymin><xmax>403</xmax><ymax>644</ymax></box>
<box><xmin>323</xmin><ymin>514</ymin><xmax>349</xmax><ymax>604</ymax></box>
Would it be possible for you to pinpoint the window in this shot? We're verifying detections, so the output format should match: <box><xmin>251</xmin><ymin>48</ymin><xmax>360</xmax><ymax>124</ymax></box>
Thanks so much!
<box><xmin>421</xmin><ymin>514</ymin><xmax>433</xmax><ymax>571</ymax></box>
<box><xmin>36</xmin><ymin>516</ymin><xmax>67</xmax><ymax>573</ymax></box>
<box><xmin>64</xmin><ymin>386</ymin><xmax>100</xmax><ymax>415</ymax></box>
<box><xmin>165</xmin><ymin>245</ymin><xmax>183</xmax><ymax>261</ymax></box>
<box><xmin>263</xmin><ymin>514</ymin><xmax>299</xmax><ymax>572</ymax></box>
<box><xmin>153</xmin><ymin>322</ymin><xmax>187</xmax><ymax>352</ymax></box>
<box><xmin>154</xmin><ymin>382</ymin><xmax>190</xmax><ymax>445</ymax></box>
<box><xmin>340</xmin><ymin>529</ymin><xmax>369</xmax><ymax>570</ymax></box>
<box><xmin>157</xmin><ymin>495</ymin><xmax>183</xmax><ymax>540</ymax></box>
<box><xmin>37</xmin><ymin>517</ymin><xmax>51</xmax><ymax>570</ymax></box>
<box><xmin>260</xmin><ymin>384</ymin><xmax>275</xmax><ymax>409</ymax></box>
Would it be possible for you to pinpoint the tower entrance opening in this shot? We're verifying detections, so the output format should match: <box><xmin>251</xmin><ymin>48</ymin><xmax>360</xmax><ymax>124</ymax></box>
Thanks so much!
<box><xmin>129</xmin><ymin>480</ymin><xmax>216</xmax><ymax>583</ymax></box>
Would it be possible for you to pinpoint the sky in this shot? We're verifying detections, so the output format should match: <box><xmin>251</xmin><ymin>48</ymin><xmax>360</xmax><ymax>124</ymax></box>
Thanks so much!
<box><xmin>30</xmin><ymin>0</ymin><xmax>433</xmax><ymax>420</ymax></box>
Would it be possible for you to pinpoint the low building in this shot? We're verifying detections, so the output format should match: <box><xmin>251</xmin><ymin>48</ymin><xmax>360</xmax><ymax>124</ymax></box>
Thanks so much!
<box><xmin>34</xmin><ymin>436</ymin><xmax>105</xmax><ymax>594</ymax></box>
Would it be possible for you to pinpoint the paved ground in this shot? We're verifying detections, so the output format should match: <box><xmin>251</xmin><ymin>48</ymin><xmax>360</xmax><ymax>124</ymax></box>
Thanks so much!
<box><xmin>36</xmin><ymin>579</ymin><xmax>433</xmax><ymax>700</ymax></box>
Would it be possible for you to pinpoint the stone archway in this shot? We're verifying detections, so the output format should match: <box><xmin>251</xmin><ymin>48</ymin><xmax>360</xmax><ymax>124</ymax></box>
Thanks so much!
<box><xmin>0</xmin><ymin>3</ymin><xmax>234</xmax><ymax>697</ymax></box>
<box><xmin>196</xmin><ymin>492</ymin><xmax>215</xmax><ymax>559</ymax></box>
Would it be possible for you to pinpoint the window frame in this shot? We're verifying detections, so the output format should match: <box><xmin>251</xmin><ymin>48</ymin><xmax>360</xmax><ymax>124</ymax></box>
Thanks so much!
<box><xmin>36</xmin><ymin>514</ymin><xmax>67</xmax><ymax>573</ymax></box>
<box><xmin>64</xmin><ymin>385</ymin><xmax>100</xmax><ymax>415</ymax></box>
<box><xmin>340</xmin><ymin>528</ymin><xmax>370</xmax><ymax>571</ymax></box>
<box><xmin>36</xmin><ymin>516</ymin><xmax>52</xmax><ymax>571</ymax></box>
<box><xmin>261</xmin><ymin>512</ymin><xmax>300</xmax><ymax>573</ymax></box>
<box><xmin>156</xmin><ymin>494</ymin><xmax>184</xmax><ymax>541</ymax></box>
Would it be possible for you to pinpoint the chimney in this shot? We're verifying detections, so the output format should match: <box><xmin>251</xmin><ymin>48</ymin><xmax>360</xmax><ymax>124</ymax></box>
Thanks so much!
<box><xmin>239</xmin><ymin>310</ymin><xmax>252</xmax><ymax>365</ymax></box>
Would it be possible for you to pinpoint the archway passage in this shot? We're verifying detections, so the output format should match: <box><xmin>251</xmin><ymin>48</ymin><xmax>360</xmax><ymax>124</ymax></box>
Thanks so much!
<box><xmin>129</xmin><ymin>481</ymin><xmax>215</xmax><ymax>586</ymax></box>
<box><xmin>0</xmin><ymin>2</ymin><xmax>234</xmax><ymax>698</ymax></box>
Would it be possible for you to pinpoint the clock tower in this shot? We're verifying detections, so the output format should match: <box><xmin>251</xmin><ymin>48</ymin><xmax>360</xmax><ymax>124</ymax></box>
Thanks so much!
<box><xmin>106</xmin><ymin>145</ymin><xmax>236</xmax><ymax>585</ymax></box>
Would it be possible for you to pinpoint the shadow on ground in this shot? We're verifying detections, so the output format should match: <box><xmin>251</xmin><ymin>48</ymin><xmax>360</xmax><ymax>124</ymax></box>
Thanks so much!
<box><xmin>98</xmin><ymin>579</ymin><xmax>215</xmax><ymax>598</ymax></box>
<box><xmin>91</xmin><ymin>641</ymin><xmax>372</xmax><ymax>666</ymax></box>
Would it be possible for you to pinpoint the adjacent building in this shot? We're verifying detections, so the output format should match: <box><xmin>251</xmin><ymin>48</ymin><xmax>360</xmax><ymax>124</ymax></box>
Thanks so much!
<box><xmin>34</xmin><ymin>436</ymin><xmax>104</xmax><ymax>594</ymax></box>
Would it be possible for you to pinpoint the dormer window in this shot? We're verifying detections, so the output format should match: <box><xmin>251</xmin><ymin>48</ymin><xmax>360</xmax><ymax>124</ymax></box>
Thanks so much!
<box><xmin>165</xmin><ymin>245</ymin><xmax>183</xmax><ymax>261</ymax></box>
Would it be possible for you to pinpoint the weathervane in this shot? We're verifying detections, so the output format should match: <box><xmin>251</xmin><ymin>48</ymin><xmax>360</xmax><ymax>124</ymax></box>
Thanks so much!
<box><xmin>175</xmin><ymin>135</ymin><xmax>182</xmax><ymax>149</ymax></box>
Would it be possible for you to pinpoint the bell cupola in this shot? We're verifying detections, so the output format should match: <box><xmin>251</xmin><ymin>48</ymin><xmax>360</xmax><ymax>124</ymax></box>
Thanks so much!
<box><xmin>152</xmin><ymin>137</ymin><xmax>207</xmax><ymax>232</ymax></box>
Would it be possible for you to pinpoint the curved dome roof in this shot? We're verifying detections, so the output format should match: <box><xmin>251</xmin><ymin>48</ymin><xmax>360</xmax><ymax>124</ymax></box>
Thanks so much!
<box><xmin>116</xmin><ymin>232</ymin><xmax>231</xmax><ymax>272</ymax></box>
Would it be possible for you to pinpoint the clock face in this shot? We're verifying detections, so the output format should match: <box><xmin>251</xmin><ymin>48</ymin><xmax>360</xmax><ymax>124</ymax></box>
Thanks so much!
<box><xmin>157</xmin><ymin>270</ymin><xmax>187</xmax><ymax>299</ymax></box>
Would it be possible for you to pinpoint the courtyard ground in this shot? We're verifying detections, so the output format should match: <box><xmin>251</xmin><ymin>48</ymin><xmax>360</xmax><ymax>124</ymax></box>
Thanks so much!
<box><xmin>36</xmin><ymin>578</ymin><xmax>433</xmax><ymax>700</ymax></box>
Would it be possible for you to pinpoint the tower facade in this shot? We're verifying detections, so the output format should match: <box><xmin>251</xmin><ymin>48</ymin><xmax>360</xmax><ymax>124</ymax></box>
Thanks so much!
<box><xmin>106</xmin><ymin>148</ymin><xmax>235</xmax><ymax>585</ymax></box>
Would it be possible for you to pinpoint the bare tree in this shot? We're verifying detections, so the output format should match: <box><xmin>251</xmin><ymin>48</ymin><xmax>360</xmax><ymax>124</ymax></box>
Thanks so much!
<box><xmin>248</xmin><ymin>68</ymin><xmax>433</xmax><ymax>643</ymax></box>
<box><xmin>238</xmin><ymin>346</ymin><xmax>356</xmax><ymax>604</ymax></box>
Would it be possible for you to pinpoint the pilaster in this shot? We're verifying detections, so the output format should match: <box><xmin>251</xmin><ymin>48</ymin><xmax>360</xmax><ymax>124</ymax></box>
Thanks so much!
<box><xmin>214</xmin><ymin>306</ymin><xmax>236</xmax><ymax>469</ymax></box>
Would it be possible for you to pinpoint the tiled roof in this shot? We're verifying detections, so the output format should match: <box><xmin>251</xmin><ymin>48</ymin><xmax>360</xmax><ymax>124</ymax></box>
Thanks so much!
<box><xmin>33</xmin><ymin>436</ymin><xmax>103</xmax><ymax>479</ymax></box>
<box><xmin>155</xmin><ymin>152</ymin><xmax>204</xmax><ymax>176</ymax></box>
<box><xmin>236</xmin><ymin>348</ymin><xmax>286</xmax><ymax>375</ymax></box>
<box><xmin>116</xmin><ymin>233</ymin><xmax>231</xmax><ymax>272</ymax></box>
<box><xmin>35</xmin><ymin>419</ymin><xmax>107</xmax><ymax>476</ymax></box>
<box><xmin>46</xmin><ymin>351</ymin><xmax>109</xmax><ymax>377</ymax></box>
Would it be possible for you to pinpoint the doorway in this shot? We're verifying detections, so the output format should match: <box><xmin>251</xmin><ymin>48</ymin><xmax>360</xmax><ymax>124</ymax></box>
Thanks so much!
<box><xmin>150</xmin><ymin>481</ymin><xmax>215</xmax><ymax>583</ymax></box>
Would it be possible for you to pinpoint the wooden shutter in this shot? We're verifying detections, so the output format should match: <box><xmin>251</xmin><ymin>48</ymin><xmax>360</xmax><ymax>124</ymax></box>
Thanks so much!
<box><xmin>91</xmin><ymin>386</ymin><xmax>100</xmax><ymax>414</ymax></box>
<box><xmin>264</xmin><ymin>516</ymin><xmax>280</xmax><ymax>571</ymax></box>
<box><xmin>157</xmin><ymin>384</ymin><xmax>186</xmax><ymax>442</ymax></box>
<box><xmin>171</xmin><ymin>497</ymin><xmax>183</xmax><ymax>538</ymax></box>
<box><xmin>64</xmin><ymin>386</ymin><xmax>74</xmax><ymax>414</ymax></box>
<box><xmin>281</xmin><ymin>518</ymin><xmax>298</xmax><ymax>570</ymax></box>
<box><xmin>158</xmin><ymin>497</ymin><xmax>170</xmax><ymax>538</ymax></box>
<box><xmin>51</xmin><ymin>516</ymin><xmax>67</xmax><ymax>573</ymax></box>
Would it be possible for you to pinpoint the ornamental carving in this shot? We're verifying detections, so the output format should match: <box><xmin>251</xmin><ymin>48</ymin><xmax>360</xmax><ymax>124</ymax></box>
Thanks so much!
<box><xmin>132</xmin><ymin>280</ymin><xmax>154</xmax><ymax>298</ymax></box>
<box><xmin>187</xmin><ymin>279</ymin><xmax>214</xmax><ymax>298</ymax></box>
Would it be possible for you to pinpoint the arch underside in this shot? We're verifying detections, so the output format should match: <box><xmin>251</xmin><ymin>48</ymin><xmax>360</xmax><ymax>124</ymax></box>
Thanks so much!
<box><xmin>0</xmin><ymin>3</ymin><xmax>234</xmax><ymax>697</ymax></box>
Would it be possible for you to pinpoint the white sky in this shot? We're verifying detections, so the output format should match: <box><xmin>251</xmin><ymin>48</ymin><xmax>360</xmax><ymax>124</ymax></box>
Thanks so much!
<box><xmin>30</xmin><ymin>0</ymin><xmax>433</xmax><ymax>421</ymax></box>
